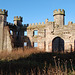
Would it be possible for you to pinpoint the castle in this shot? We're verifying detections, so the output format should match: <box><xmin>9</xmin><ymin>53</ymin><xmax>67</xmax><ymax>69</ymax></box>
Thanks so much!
<box><xmin>0</xmin><ymin>9</ymin><xmax>74</xmax><ymax>52</ymax></box>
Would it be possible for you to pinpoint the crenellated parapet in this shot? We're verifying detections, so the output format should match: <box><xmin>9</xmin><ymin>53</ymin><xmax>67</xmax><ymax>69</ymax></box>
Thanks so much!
<box><xmin>28</xmin><ymin>21</ymin><xmax>54</xmax><ymax>27</ymax></box>
<box><xmin>53</xmin><ymin>9</ymin><xmax>65</xmax><ymax>16</ymax></box>
<box><xmin>48</xmin><ymin>21</ymin><xmax>55</xmax><ymax>24</ymax></box>
<box><xmin>24</xmin><ymin>24</ymin><xmax>29</xmax><ymax>27</ymax></box>
<box><xmin>14</xmin><ymin>16</ymin><xmax>22</xmax><ymax>22</ymax></box>
<box><xmin>5</xmin><ymin>22</ymin><xmax>17</xmax><ymax>30</ymax></box>
<box><xmin>27</xmin><ymin>22</ymin><xmax>45</xmax><ymax>29</ymax></box>
<box><xmin>0</xmin><ymin>9</ymin><xmax>8</xmax><ymax>16</ymax></box>
<box><xmin>68</xmin><ymin>21</ymin><xmax>73</xmax><ymax>25</ymax></box>
<box><xmin>6</xmin><ymin>22</ymin><xmax>14</xmax><ymax>26</ymax></box>
<box><xmin>29</xmin><ymin>22</ymin><xmax>45</xmax><ymax>26</ymax></box>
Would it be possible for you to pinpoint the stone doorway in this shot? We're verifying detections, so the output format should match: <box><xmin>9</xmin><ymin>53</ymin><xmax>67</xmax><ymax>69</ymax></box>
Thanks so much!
<box><xmin>52</xmin><ymin>37</ymin><xmax>64</xmax><ymax>52</ymax></box>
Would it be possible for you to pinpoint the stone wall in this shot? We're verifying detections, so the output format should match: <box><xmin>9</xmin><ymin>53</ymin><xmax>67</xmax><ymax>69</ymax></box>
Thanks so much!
<box><xmin>0</xmin><ymin>9</ymin><xmax>75</xmax><ymax>53</ymax></box>
<box><xmin>3</xmin><ymin>26</ymin><xmax>12</xmax><ymax>51</ymax></box>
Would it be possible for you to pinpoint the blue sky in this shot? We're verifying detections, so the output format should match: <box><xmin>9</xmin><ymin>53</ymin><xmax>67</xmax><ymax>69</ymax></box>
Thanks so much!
<box><xmin>0</xmin><ymin>0</ymin><xmax>75</xmax><ymax>25</ymax></box>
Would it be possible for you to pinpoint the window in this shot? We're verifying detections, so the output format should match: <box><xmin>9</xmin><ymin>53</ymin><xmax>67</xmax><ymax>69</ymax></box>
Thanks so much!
<box><xmin>33</xmin><ymin>30</ymin><xmax>38</xmax><ymax>36</ymax></box>
<box><xmin>10</xmin><ymin>30</ymin><xmax>13</xmax><ymax>35</ymax></box>
<box><xmin>34</xmin><ymin>42</ymin><xmax>38</xmax><ymax>47</ymax></box>
<box><xmin>16</xmin><ymin>32</ymin><xmax>19</xmax><ymax>35</ymax></box>
<box><xmin>24</xmin><ymin>31</ymin><xmax>27</xmax><ymax>36</ymax></box>
<box><xmin>44</xmin><ymin>41</ymin><xmax>46</xmax><ymax>50</ymax></box>
<box><xmin>24</xmin><ymin>42</ymin><xmax>27</xmax><ymax>46</ymax></box>
<box><xmin>44</xmin><ymin>29</ymin><xmax>46</xmax><ymax>37</ymax></box>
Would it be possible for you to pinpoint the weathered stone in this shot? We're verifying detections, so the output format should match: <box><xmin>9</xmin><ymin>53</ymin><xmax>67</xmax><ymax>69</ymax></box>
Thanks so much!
<box><xmin>0</xmin><ymin>9</ymin><xmax>75</xmax><ymax>53</ymax></box>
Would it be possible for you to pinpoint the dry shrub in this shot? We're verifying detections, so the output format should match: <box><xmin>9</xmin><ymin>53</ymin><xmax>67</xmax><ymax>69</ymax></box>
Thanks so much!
<box><xmin>0</xmin><ymin>47</ymin><xmax>44</xmax><ymax>60</ymax></box>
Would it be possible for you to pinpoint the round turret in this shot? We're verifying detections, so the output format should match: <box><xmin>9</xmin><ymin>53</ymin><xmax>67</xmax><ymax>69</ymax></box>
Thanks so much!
<box><xmin>53</xmin><ymin>9</ymin><xmax>65</xmax><ymax>16</ymax></box>
<box><xmin>53</xmin><ymin>9</ymin><xmax>65</xmax><ymax>27</ymax></box>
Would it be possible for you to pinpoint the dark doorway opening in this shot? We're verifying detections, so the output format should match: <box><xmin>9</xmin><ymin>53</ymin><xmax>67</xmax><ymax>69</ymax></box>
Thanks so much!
<box><xmin>52</xmin><ymin>37</ymin><xmax>64</xmax><ymax>52</ymax></box>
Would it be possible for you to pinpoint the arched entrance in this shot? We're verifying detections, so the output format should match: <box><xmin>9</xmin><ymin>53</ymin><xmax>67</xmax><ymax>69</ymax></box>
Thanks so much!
<box><xmin>52</xmin><ymin>37</ymin><xmax>64</xmax><ymax>52</ymax></box>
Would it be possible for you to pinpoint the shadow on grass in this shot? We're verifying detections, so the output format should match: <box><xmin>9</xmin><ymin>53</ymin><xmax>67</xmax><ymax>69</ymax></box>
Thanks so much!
<box><xmin>0</xmin><ymin>52</ymin><xmax>75</xmax><ymax>74</ymax></box>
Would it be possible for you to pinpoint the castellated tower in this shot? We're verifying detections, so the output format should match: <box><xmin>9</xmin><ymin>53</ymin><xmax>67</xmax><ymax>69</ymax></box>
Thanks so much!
<box><xmin>53</xmin><ymin>9</ymin><xmax>65</xmax><ymax>27</ymax></box>
<box><xmin>0</xmin><ymin>9</ymin><xmax>8</xmax><ymax>50</ymax></box>
<box><xmin>14</xmin><ymin>16</ymin><xmax>22</xmax><ymax>26</ymax></box>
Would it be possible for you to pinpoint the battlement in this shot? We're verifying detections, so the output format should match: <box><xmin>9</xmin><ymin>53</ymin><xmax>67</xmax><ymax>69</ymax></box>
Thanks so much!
<box><xmin>24</xmin><ymin>24</ymin><xmax>29</xmax><ymax>27</ymax></box>
<box><xmin>27</xmin><ymin>22</ymin><xmax>46</xmax><ymax>29</ymax></box>
<box><xmin>68</xmin><ymin>21</ymin><xmax>73</xmax><ymax>25</ymax></box>
<box><xmin>28</xmin><ymin>21</ymin><xmax>54</xmax><ymax>26</ymax></box>
<box><xmin>29</xmin><ymin>22</ymin><xmax>45</xmax><ymax>26</ymax></box>
<box><xmin>0</xmin><ymin>9</ymin><xmax>8</xmax><ymax>16</ymax></box>
<box><xmin>6</xmin><ymin>22</ymin><xmax>14</xmax><ymax>26</ymax></box>
<box><xmin>53</xmin><ymin>9</ymin><xmax>65</xmax><ymax>16</ymax></box>
<box><xmin>0</xmin><ymin>8</ymin><xmax>75</xmax><ymax>53</ymax></box>
<box><xmin>14</xmin><ymin>16</ymin><xmax>22</xmax><ymax>22</ymax></box>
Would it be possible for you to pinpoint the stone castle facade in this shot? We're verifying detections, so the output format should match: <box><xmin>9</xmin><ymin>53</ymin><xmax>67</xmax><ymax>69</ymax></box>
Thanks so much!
<box><xmin>0</xmin><ymin>9</ymin><xmax>75</xmax><ymax>52</ymax></box>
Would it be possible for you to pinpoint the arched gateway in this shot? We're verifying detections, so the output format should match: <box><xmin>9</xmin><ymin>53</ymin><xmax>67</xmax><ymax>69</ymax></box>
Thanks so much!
<box><xmin>52</xmin><ymin>37</ymin><xmax>64</xmax><ymax>52</ymax></box>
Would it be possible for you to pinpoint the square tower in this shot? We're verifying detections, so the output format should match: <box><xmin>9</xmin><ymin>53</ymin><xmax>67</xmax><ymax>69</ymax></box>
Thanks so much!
<box><xmin>0</xmin><ymin>9</ymin><xmax>8</xmax><ymax>50</ymax></box>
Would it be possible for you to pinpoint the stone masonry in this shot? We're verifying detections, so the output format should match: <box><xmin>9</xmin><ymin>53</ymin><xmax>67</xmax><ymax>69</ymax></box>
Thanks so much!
<box><xmin>0</xmin><ymin>9</ymin><xmax>75</xmax><ymax>52</ymax></box>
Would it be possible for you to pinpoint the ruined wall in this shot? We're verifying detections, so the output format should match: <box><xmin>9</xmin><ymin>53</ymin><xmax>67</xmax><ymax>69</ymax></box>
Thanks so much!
<box><xmin>3</xmin><ymin>26</ymin><xmax>12</xmax><ymax>51</ymax></box>
<box><xmin>27</xmin><ymin>23</ymin><xmax>46</xmax><ymax>50</ymax></box>
<box><xmin>0</xmin><ymin>9</ymin><xmax>75</xmax><ymax>53</ymax></box>
<box><xmin>9</xmin><ymin>9</ymin><xmax>75</xmax><ymax>52</ymax></box>
<box><xmin>0</xmin><ymin>15</ymin><xmax>4</xmax><ymax>50</ymax></box>
<box><xmin>26</xmin><ymin>12</ymin><xmax>75</xmax><ymax>53</ymax></box>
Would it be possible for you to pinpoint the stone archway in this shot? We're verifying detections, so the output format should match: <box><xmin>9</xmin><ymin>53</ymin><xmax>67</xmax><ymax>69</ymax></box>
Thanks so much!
<box><xmin>52</xmin><ymin>37</ymin><xmax>64</xmax><ymax>52</ymax></box>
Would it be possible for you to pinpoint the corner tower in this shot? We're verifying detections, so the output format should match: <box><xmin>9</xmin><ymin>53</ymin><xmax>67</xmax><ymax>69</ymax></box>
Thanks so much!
<box><xmin>53</xmin><ymin>9</ymin><xmax>65</xmax><ymax>27</ymax></box>
<box><xmin>0</xmin><ymin>9</ymin><xmax>8</xmax><ymax>25</ymax></box>
<box><xmin>14</xmin><ymin>16</ymin><xmax>22</xmax><ymax>26</ymax></box>
<box><xmin>0</xmin><ymin>9</ymin><xmax>8</xmax><ymax>50</ymax></box>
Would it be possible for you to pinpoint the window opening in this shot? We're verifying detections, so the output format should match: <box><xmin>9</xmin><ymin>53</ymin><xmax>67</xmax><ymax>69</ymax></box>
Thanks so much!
<box><xmin>24</xmin><ymin>42</ymin><xmax>27</xmax><ymax>46</ymax></box>
<box><xmin>24</xmin><ymin>31</ymin><xmax>27</xmax><ymax>36</ymax></box>
<box><xmin>34</xmin><ymin>42</ymin><xmax>38</xmax><ymax>47</ymax></box>
<box><xmin>33</xmin><ymin>30</ymin><xmax>38</xmax><ymax>36</ymax></box>
<box><xmin>10</xmin><ymin>30</ymin><xmax>13</xmax><ymax>35</ymax></box>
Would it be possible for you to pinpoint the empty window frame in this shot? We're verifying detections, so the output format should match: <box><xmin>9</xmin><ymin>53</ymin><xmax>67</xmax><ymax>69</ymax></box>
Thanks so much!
<box><xmin>16</xmin><ymin>32</ymin><xmax>18</xmax><ymax>35</ymax></box>
<box><xmin>34</xmin><ymin>42</ymin><xmax>38</xmax><ymax>47</ymax></box>
<box><xmin>44</xmin><ymin>29</ymin><xmax>46</xmax><ymax>37</ymax></box>
<box><xmin>24</xmin><ymin>31</ymin><xmax>27</xmax><ymax>36</ymax></box>
<box><xmin>16</xmin><ymin>31</ymin><xmax>20</xmax><ymax>36</ymax></box>
<box><xmin>33</xmin><ymin>30</ymin><xmax>38</xmax><ymax>36</ymax></box>
<box><xmin>10</xmin><ymin>30</ymin><xmax>13</xmax><ymax>35</ymax></box>
<box><xmin>44</xmin><ymin>41</ymin><xmax>46</xmax><ymax>50</ymax></box>
<box><xmin>24</xmin><ymin>42</ymin><xmax>27</xmax><ymax>46</ymax></box>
